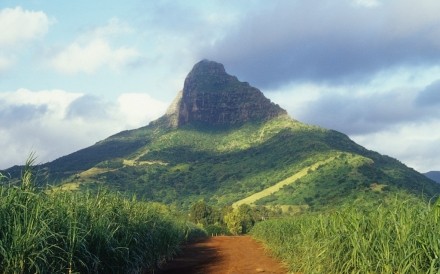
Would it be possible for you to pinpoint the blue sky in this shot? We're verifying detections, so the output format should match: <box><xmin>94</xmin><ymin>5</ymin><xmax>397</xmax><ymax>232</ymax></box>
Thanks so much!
<box><xmin>1</xmin><ymin>0</ymin><xmax>440</xmax><ymax>172</ymax></box>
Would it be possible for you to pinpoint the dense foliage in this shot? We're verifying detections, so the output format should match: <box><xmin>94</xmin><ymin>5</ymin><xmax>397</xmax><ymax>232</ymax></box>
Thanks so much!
<box><xmin>0</xmin><ymin>159</ymin><xmax>204</xmax><ymax>273</ymax></box>
<box><xmin>252</xmin><ymin>193</ymin><xmax>440</xmax><ymax>273</ymax></box>
<box><xmin>188</xmin><ymin>200</ymin><xmax>281</xmax><ymax>236</ymax></box>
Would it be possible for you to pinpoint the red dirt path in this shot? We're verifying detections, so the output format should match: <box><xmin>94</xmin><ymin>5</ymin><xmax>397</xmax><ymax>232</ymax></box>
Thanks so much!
<box><xmin>157</xmin><ymin>236</ymin><xmax>289</xmax><ymax>274</ymax></box>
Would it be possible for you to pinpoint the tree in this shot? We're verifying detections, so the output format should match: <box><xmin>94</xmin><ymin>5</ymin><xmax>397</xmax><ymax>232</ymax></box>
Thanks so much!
<box><xmin>223</xmin><ymin>204</ymin><xmax>255</xmax><ymax>235</ymax></box>
<box><xmin>189</xmin><ymin>200</ymin><xmax>215</xmax><ymax>226</ymax></box>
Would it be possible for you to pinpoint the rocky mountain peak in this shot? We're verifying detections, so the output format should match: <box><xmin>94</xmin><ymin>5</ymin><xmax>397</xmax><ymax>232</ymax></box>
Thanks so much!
<box><xmin>163</xmin><ymin>60</ymin><xmax>287</xmax><ymax>128</ymax></box>
<box><xmin>183</xmin><ymin>60</ymin><xmax>234</xmax><ymax>94</ymax></box>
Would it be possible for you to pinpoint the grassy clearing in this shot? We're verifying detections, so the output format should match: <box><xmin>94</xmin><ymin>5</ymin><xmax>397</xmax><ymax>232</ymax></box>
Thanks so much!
<box><xmin>0</xmin><ymin>157</ymin><xmax>204</xmax><ymax>273</ymax></box>
<box><xmin>252</xmin><ymin>193</ymin><xmax>440</xmax><ymax>273</ymax></box>
<box><xmin>78</xmin><ymin>167</ymin><xmax>114</xmax><ymax>178</ymax></box>
<box><xmin>232</xmin><ymin>155</ymin><xmax>339</xmax><ymax>207</ymax></box>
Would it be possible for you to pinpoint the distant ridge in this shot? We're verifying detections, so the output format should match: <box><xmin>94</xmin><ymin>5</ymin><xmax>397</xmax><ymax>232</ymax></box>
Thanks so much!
<box><xmin>425</xmin><ymin>171</ymin><xmax>440</xmax><ymax>183</ymax></box>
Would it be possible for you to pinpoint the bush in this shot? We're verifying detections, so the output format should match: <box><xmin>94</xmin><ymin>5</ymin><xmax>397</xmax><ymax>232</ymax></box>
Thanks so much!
<box><xmin>183</xmin><ymin>223</ymin><xmax>208</xmax><ymax>242</ymax></box>
<box><xmin>224</xmin><ymin>204</ymin><xmax>255</xmax><ymax>235</ymax></box>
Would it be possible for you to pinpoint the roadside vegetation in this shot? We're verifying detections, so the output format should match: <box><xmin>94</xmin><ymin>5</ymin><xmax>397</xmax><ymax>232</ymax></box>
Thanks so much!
<box><xmin>252</xmin><ymin>192</ymin><xmax>440</xmax><ymax>273</ymax></box>
<box><xmin>0</xmin><ymin>153</ymin><xmax>440</xmax><ymax>274</ymax></box>
<box><xmin>0</xmin><ymin>157</ymin><xmax>205</xmax><ymax>274</ymax></box>
<box><xmin>188</xmin><ymin>200</ymin><xmax>282</xmax><ymax>236</ymax></box>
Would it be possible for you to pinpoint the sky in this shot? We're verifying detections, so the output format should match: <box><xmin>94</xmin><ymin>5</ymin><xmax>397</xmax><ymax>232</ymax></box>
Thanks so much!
<box><xmin>1</xmin><ymin>0</ymin><xmax>440</xmax><ymax>173</ymax></box>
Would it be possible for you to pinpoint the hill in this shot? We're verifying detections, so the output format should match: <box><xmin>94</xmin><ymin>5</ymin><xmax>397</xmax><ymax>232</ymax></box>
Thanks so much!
<box><xmin>4</xmin><ymin>60</ymin><xmax>440</xmax><ymax>210</ymax></box>
<box><xmin>425</xmin><ymin>171</ymin><xmax>440</xmax><ymax>183</ymax></box>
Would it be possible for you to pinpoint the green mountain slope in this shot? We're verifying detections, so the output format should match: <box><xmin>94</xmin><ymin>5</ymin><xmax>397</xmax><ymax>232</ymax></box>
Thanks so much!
<box><xmin>4</xmin><ymin>60</ymin><xmax>439</xmax><ymax>210</ymax></box>
<box><xmin>44</xmin><ymin>115</ymin><xmax>439</xmax><ymax>209</ymax></box>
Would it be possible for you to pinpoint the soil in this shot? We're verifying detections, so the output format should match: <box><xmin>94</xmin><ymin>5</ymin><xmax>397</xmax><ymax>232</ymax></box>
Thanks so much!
<box><xmin>156</xmin><ymin>236</ymin><xmax>289</xmax><ymax>274</ymax></box>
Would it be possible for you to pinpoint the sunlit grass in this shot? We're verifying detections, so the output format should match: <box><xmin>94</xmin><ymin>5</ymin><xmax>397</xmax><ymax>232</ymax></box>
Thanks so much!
<box><xmin>0</xmin><ymin>156</ymin><xmax>202</xmax><ymax>273</ymax></box>
<box><xmin>252</xmin><ymin>192</ymin><xmax>440</xmax><ymax>273</ymax></box>
<box><xmin>233</xmin><ymin>155</ymin><xmax>340</xmax><ymax>207</ymax></box>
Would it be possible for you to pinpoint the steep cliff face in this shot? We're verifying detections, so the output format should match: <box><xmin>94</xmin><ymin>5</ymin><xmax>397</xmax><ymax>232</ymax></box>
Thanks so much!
<box><xmin>164</xmin><ymin>60</ymin><xmax>287</xmax><ymax>127</ymax></box>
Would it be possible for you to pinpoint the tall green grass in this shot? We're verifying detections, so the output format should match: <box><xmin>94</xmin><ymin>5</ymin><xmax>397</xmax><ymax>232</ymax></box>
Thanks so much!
<box><xmin>252</xmin><ymin>193</ymin><xmax>440</xmax><ymax>273</ymax></box>
<box><xmin>0</xmin><ymin>157</ymin><xmax>201</xmax><ymax>273</ymax></box>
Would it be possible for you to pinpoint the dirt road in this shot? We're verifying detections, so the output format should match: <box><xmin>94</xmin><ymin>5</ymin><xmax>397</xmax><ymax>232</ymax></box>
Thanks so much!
<box><xmin>157</xmin><ymin>236</ymin><xmax>288</xmax><ymax>274</ymax></box>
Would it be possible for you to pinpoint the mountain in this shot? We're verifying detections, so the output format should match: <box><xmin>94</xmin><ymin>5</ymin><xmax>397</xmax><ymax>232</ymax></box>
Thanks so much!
<box><xmin>425</xmin><ymin>171</ymin><xmax>440</xmax><ymax>183</ymax></box>
<box><xmin>4</xmin><ymin>60</ymin><xmax>440</xmax><ymax>210</ymax></box>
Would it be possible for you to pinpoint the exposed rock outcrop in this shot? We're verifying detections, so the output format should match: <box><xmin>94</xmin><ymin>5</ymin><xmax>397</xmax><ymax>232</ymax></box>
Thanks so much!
<box><xmin>163</xmin><ymin>60</ymin><xmax>287</xmax><ymax>128</ymax></box>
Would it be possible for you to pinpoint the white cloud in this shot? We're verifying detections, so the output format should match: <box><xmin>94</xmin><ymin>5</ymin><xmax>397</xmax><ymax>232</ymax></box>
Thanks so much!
<box><xmin>0</xmin><ymin>6</ymin><xmax>51</xmax><ymax>49</ymax></box>
<box><xmin>0</xmin><ymin>88</ymin><xmax>81</xmax><ymax>110</ymax></box>
<box><xmin>0</xmin><ymin>89</ymin><xmax>167</xmax><ymax>169</ymax></box>
<box><xmin>0</xmin><ymin>6</ymin><xmax>52</xmax><ymax>73</ymax></box>
<box><xmin>352</xmin><ymin>121</ymin><xmax>440</xmax><ymax>173</ymax></box>
<box><xmin>47</xmin><ymin>18</ymin><xmax>142</xmax><ymax>75</ymax></box>
<box><xmin>117</xmin><ymin>93</ymin><xmax>168</xmax><ymax>128</ymax></box>
<box><xmin>352</xmin><ymin>0</ymin><xmax>382</xmax><ymax>8</ymax></box>
<box><xmin>91</xmin><ymin>17</ymin><xmax>134</xmax><ymax>38</ymax></box>
<box><xmin>50</xmin><ymin>38</ymin><xmax>140</xmax><ymax>74</ymax></box>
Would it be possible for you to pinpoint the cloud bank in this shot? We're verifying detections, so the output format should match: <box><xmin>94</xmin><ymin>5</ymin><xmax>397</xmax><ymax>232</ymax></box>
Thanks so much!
<box><xmin>204</xmin><ymin>0</ymin><xmax>440</xmax><ymax>88</ymax></box>
<box><xmin>0</xmin><ymin>89</ymin><xmax>167</xmax><ymax>169</ymax></box>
